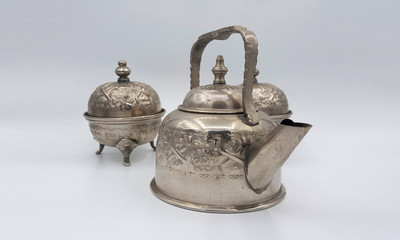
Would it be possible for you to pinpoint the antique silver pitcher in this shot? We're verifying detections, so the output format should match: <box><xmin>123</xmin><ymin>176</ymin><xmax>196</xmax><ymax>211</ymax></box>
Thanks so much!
<box><xmin>151</xmin><ymin>26</ymin><xmax>311</xmax><ymax>213</ymax></box>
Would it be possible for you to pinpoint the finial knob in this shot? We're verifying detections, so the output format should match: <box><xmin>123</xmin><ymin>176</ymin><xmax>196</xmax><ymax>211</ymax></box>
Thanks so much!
<box><xmin>115</xmin><ymin>60</ymin><xmax>131</xmax><ymax>82</ymax></box>
<box><xmin>212</xmin><ymin>55</ymin><xmax>228</xmax><ymax>84</ymax></box>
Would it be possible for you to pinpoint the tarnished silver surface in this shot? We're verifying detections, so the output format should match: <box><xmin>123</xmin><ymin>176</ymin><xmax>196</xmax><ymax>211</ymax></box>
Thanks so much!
<box><xmin>150</xmin><ymin>179</ymin><xmax>286</xmax><ymax>213</ymax></box>
<box><xmin>88</xmin><ymin>60</ymin><xmax>161</xmax><ymax>118</ymax></box>
<box><xmin>152</xmin><ymin>26</ymin><xmax>312</xmax><ymax>213</ymax></box>
<box><xmin>250</xmin><ymin>69</ymin><xmax>292</xmax><ymax>123</ymax></box>
<box><xmin>179</xmin><ymin>56</ymin><xmax>243</xmax><ymax>114</ymax></box>
<box><xmin>84</xmin><ymin>110</ymin><xmax>165</xmax><ymax>166</ymax></box>
<box><xmin>84</xmin><ymin>60</ymin><xmax>165</xmax><ymax>166</ymax></box>
<box><xmin>154</xmin><ymin>109</ymin><xmax>279</xmax><ymax>207</ymax></box>
<box><xmin>190</xmin><ymin>25</ymin><xmax>259</xmax><ymax>125</ymax></box>
<box><xmin>246</xmin><ymin>119</ymin><xmax>311</xmax><ymax>193</ymax></box>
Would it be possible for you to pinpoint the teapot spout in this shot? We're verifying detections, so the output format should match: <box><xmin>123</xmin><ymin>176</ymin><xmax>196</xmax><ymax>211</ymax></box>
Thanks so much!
<box><xmin>246</xmin><ymin>119</ymin><xmax>312</xmax><ymax>194</ymax></box>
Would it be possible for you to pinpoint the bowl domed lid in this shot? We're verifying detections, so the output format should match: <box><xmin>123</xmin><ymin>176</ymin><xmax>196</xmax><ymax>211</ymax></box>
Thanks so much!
<box><xmin>236</xmin><ymin>69</ymin><xmax>289</xmax><ymax>116</ymax></box>
<box><xmin>87</xmin><ymin>60</ymin><xmax>161</xmax><ymax>118</ymax></box>
<box><xmin>178</xmin><ymin>56</ymin><xmax>243</xmax><ymax>114</ymax></box>
<box><xmin>251</xmin><ymin>69</ymin><xmax>289</xmax><ymax>116</ymax></box>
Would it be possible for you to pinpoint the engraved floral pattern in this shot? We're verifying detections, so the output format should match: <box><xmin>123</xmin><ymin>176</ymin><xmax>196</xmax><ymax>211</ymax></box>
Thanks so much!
<box><xmin>89</xmin><ymin>121</ymin><xmax>160</xmax><ymax>146</ymax></box>
<box><xmin>253</xmin><ymin>83</ymin><xmax>288</xmax><ymax>115</ymax></box>
<box><xmin>88</xmin><ymin>82</ymin><xmax>160</xmax><ymax>116</ymax></box>
<box><xmin>156</xmin><ymin>127</ymin><xmax>267</xmax><ymax>179</ymax></box>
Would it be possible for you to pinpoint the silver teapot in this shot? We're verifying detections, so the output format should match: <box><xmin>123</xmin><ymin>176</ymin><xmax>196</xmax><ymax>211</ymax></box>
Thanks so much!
<box><xmin>151</xmin><ymin>26</ymin><xmax>312</xmax><ymax>213</ymax></box>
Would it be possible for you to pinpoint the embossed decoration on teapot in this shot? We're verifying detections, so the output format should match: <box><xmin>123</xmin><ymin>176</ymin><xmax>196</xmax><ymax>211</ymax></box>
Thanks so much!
<box><xmin>154</xmin><ymin>109</ymin><xmax>283</xmax><ymax>208</ymax></box>
<box><xmin>156</xmin><ymin>110</ymin><xmax>275</xmax><ymax>178</ymax></box>
<box><xmin>151</xmin><ymin>26</ymin><xmax>311</xmax><ymax>213</ymax></box>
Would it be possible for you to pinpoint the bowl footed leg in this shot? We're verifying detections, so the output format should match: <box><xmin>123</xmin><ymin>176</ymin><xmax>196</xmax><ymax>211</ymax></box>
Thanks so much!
<box><xmin>96</xmin><ymin>144</ymin><xmax>105</xmax><ymax>154</ymax></box>
<box><xmin>150</xmin><ymin>140</ymin><xmax>156</xmax><ymax>151</ymax></box>
<box><xmin>116</xmin><ymin>138</ymin><xmax>138</xmax><ymax>167</ymax></box>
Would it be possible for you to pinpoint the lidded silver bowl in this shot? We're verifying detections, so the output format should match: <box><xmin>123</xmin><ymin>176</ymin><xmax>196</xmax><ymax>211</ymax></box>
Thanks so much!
<box><xmin>84</xmin><ymin>60</ymin><xmax>165</xmax><ymax>166</ymax></box>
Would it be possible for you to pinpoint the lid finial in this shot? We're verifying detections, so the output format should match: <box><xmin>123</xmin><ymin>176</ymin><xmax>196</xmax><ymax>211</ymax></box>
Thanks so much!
<box><xmin>212</xmin><ymin>55</ymin><xmax>228</xmax><ymax>84</ymax></box>
<box><xmin>115</xmin><ymin>60</ymin><xmax>131</xmax><ymax>82</ymax></box>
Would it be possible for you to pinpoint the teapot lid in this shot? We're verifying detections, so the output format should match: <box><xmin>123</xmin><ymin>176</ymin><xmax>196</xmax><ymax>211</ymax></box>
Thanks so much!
<box><xmin>178</xmin><ymin>56</ymin><xmax>243</xmax><ymax>114</ymax></box>
<box><xmin>87</xmin><ymin>60</ymin><xmax>162</xmax><ymax>118</ymax></box>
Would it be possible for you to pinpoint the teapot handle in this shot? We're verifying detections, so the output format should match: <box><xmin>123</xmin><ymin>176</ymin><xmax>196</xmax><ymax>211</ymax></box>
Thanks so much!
<box><xmin>190</xmin><ymin>26</ymin><xmax>259</xmax><ymax>125</ymax></box>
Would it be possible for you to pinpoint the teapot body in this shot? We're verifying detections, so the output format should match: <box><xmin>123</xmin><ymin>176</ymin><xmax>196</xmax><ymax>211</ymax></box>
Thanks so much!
<box><xmin>152</xmin><ymin>109</ymin><xmax>286</xmax><ymax>212</ymax></box>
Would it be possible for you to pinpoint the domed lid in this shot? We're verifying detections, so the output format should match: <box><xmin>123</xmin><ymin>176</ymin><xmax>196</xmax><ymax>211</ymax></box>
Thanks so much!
<box><xmin>251</xmin><ymin>69</ymin><xmax>290</xmax><ymax>116</ymax></box>
<box><xmin>178</xmin><ymin>56</ymin><xmax>243</xmax><ymax>114</ymax></box>
<box><xmin>87</xmin><ymin>60</ymin><xmax>161</xmax><ymax>118</ymax></box>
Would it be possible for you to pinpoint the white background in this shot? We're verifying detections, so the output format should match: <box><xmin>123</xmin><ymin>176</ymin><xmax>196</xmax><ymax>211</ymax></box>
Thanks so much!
<box><xmin>1</xmin><ymin>0</ymin><xmax>399</xmax><ymax>239</ymax></box>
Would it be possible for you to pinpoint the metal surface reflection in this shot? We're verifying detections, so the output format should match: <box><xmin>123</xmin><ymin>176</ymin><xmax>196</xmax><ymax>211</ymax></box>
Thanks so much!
<box><xmin>151</xmin><ymin>26</ymin><xmax>311</xmax><ymax>213</ymax></box>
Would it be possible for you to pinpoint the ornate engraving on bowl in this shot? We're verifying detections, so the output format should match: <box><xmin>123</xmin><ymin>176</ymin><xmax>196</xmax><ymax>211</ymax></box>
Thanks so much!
<box><xmin>253</xmin><ymin>83</ymin><xmax>289</xmax><ymax>116</ymax></box>
<box><xmin>89</xmin><ymin>120</ymin><xmax>161</xmax><ymax>146</ymax></box>
<box><xmin>88</xmin><ymin>81</ymin><xmax>161</xmax><ymax>118</ymax></box>
<box><xmin>84</xmin><ymin>60</ymin><xmax>164</xmax><ymax>166</ymax></box>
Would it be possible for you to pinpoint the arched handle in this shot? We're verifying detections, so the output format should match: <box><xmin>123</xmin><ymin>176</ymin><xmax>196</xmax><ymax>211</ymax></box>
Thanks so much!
<box><xmin>190</xmin><ymin>26</ymin><xmax>259</xmax><ymax>125</ymax></box>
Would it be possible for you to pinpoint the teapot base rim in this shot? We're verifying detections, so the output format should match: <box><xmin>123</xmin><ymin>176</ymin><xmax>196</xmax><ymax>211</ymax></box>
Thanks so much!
<box><xmin>150</xmin><ymin>178</ymin><xmax>286</xmax><ymax>213</ymax></box>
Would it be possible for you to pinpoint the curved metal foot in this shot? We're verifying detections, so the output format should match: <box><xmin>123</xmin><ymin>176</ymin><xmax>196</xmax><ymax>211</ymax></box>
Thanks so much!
<box><xmin>96</xmin><ymin>144</ymin><xmax>105</xmax><ymax>154</ymax></box>
<box><xmin>150</xmin><ymin>140</ymin><xmax>156</xmax><ymax>151</ymax></box>
<box><xmin>116</xmin><ymin>139</ymin><xmax>137</xmax><ymax>167</ymax></box>
<box><xmin>123</xmin><ymin>158</ymin><xmax>131</xmax><ymax>166</ymax></box>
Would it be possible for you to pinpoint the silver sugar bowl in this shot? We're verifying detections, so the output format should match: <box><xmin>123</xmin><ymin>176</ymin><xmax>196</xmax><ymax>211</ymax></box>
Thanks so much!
<box><xmin>151</xmin><ymin>26</ymin><xmax>311</xmax><ymax>213</ymax></box>
<box><xmin>84</xmin><ymin>60</ymin><xmax>165</xmax><ymax>166</ymax></box>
